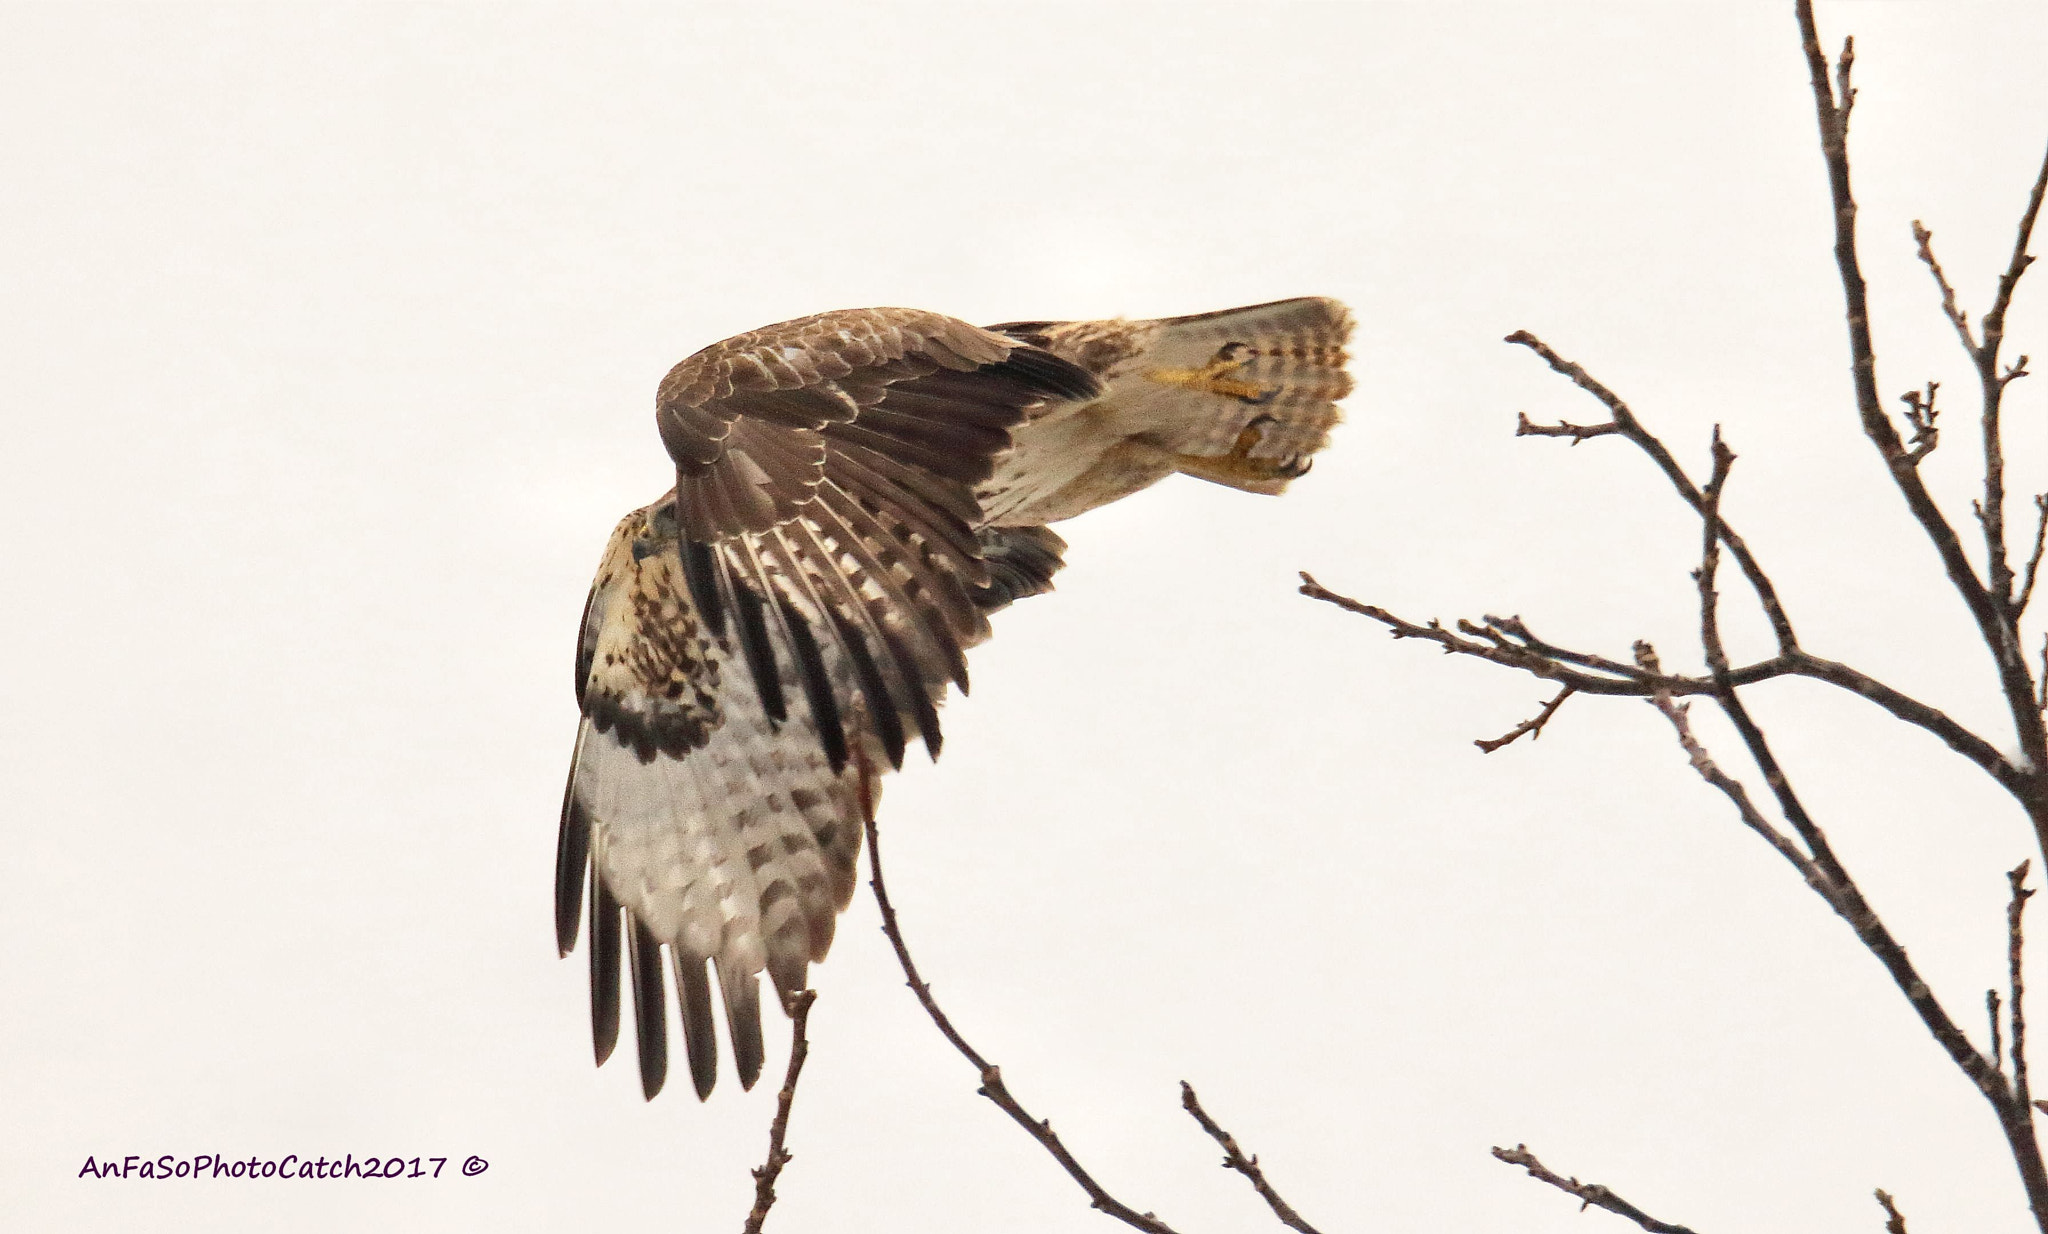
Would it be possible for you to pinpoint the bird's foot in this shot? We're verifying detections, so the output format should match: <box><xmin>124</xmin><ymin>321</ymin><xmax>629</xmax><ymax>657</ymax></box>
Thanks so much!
<box><xmin>1146</xmin><ymin>344</ymin><xmax>1274</xmax><ymax>405</ymax></box>
<box><xmin>1173</xmin><ymin>415</ymin><xmax>1313</xmax><ymax>490</ymax></box>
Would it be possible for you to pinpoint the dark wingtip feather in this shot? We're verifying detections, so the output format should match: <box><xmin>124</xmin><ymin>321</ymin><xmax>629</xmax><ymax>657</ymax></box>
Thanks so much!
<box><xmin>627</xmin><ymin>919</ymin><xmax>669</xmax><ymax>1100</ymax></box>
<box><xmin>554</xmin><ymin>783</ymin><xmax>590</xmax><ymax>958</ymax></box>
<box><xmin>828</xmin><ymin>610</ymin><xmax>905</xmax><ymax>770</ymax></box>
<box><xmin>730</xmin><ymin>577</ymin><xmax>787</xmax><ymax>725</ymax></box>
<box><xmin>719</xmin><ymin>966</ymin><xmax>766</xmax><ymax>1092</ymax></box>
<box><xmin>983</xmin><ymin>320</ymin><xmax>1057</xmax><ymax>349</ymax></box>
<box><xmin>673</xmin><ymin>953</ymin><xmax>720</xmax><ymax>1102</ymax></box>
<box><xmin>775</xmin><ymin>593</ymin><xmax>849</xmax><ymax>775</ymax></box>
<box><xmin>680</xmin><ymin>533</ymin><xmax>727</xmax><ymax>639</ymax></box>
<box><xmin>969</xmin><ymin>524</ymin><xmax>1067</xmax><ymax>613</ymax></box>
<box><xmin>877</xmin><ymin>623</ymin><xmax>942</xmax><ymax>760</ymax></box>
<box><xmin>573</xmin><ymin>584</ymin><xmax>598</xmax><ymax>710</ymax></box>
<box><xmin>992</xmin><ymin>344</ymin><xmax>1102</xmax><ymax>404</ymax></box>
<box><xmin>590</xmin><ymin>877</ymin><xmax>622</xmax><ymax>1068</ymax></box>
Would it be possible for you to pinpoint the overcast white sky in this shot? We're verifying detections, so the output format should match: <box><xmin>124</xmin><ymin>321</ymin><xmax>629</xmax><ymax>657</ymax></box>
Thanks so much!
<box><xmin>5</xmin><ymin>3</ymin><xmax>2048</xmax><ymax>1232</ymax></box>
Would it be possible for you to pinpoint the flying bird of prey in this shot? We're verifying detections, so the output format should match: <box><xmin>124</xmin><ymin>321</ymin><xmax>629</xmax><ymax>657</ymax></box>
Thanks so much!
<box><xmin>556</xmin><ymin>297</ymin><xmax>1353</xmax><ymax>1100</ymax></box>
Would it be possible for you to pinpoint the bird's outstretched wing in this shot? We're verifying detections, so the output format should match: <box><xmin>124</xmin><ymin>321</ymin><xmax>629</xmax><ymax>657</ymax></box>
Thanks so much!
<box><xmin>558</xmin><ymin>308</ymin><xmax>1099</xmax><ymax>1100</ymax></box>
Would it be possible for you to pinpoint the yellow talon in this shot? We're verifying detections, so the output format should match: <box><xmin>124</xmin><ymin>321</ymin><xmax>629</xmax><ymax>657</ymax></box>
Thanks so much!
<box><xmin>1146</xmin><ymin>345</ymin><xmax>1273</xmax><ymax>404</ymax></box>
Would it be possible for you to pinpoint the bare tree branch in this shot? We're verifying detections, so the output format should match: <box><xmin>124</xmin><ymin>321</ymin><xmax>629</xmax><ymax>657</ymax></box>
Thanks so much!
<box><xmin>1788</xmin><ymin>17</ymin><xmax>2048</xmax><ymax>1214</ymax></box>
<box><xmin>1297</xmin><ymin>572</ymin><xmax>1782</xmax><ymax>698</ymax></box>
<box><xmin>1295</xmin><ymin>10</ymin><xmax>2048</xmax><ymax>1231</ymax></box>
<box><xmin>1784</xmin><ymin>651</ymin><xmax>2025</xmax><ymax>794</ymax></box>
<box><xmin>1796</xmin><ymin>0</ymin><xmax>2048</xmax><ymax>790</ymax></box>
<box><xmin>1504</xmin><ymin>320</ymin><xmax>2034</xmax><ymax>795</ymax></box>
<box><xmin>1312</xmin><ymin>423</ymin><xmax>2025</xmax><ymax>1127</ymax></box>
<box><xmin>742</xmin><ymin>989</ymin><xmax>817</xmax><ymax>1234</ymax></box>
<box><xmin>1491</xmin><ymin>1144</ymin><xmax>1698</xmax><ymax>1234</ymax></box>
<box><xmin>1875</xmin><ymin>1188</ymin><xmax>1910</xmax><ymax>1234</ymax></box>
<box><xmin>2018</xmin><ymin>494</ymin><xmax>2048</xmax><ymax>617</ymax></box>
<box><xmin>863</xmin><ymin>806</ymin><xmax>1179</xmax><ymax>1234</ymax></box>
<box><xmin>1512</xmin><ymin>307</ymin><xmax>2036</xmax><ymax>794</ymax></box>
<box><xmin>1505</xmin><ymin>329</ymin><xmax>1797</xmax><ymax>652</ymax></box>
<box><xmin>1300</xmin><ymin>573</ymin><xmax>2023</xmax><ymax>796</ymax></box>
<box><xmin>1178</xmin><ymin>1083</ymin><xmax>1323</xmax><ymax>1234</ymax></box>
<box><xmin>1475</xmin><ymin>685</ymin><xmax>1576</xmax><ymax>753</ymax></box>
<box><xmin>1687</xmin><ymin>421</ymin><xmax>2021</xmax><ymax>1135</ymax></box>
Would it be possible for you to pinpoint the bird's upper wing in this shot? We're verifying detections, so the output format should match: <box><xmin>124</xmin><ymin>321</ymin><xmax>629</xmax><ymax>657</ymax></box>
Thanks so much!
<box><xmin>558</xmin><ymin>308</ymin><xmax>1099</xmax><ymax>1101</ymax></box>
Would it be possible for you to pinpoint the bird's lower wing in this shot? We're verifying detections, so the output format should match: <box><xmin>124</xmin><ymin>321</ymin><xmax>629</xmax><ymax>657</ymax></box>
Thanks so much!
<box><xmin>559</xmin><ymin>310</ymin><xmax>1099</xmax><ymax>1102</ymax></box>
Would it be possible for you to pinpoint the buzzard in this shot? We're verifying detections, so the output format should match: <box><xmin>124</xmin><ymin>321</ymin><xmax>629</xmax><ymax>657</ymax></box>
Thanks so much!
<box><xmin>556</xmin><ymin>297</ymin><xmax>1353</xmax><ymax>1099</ymax></box>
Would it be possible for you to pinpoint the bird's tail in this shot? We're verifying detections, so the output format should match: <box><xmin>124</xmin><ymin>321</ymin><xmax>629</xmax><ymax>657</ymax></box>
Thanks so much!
<box><xmin>1141</xmin><ymin>296</ymin><xmax>1353</xmax><ymax>494</ymax></box>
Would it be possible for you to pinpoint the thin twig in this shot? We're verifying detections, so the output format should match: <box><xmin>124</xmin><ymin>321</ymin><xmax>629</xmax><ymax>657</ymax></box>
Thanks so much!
<box><xmin>1918</xmin><ymin>219</ymin><xmax>2015</xmax><ymax>602</ymax></box>
<box><xmin>1913</xmin><ymin>223</ymin><xmax>1976</xmax><ymax>350</ymax></box>
<box><xmin>1483</xmin><ymin>615</ymin><xmax>1647</xmax><ymax>681</ymax></box>
<box><xmin>1179</xmin><ymin>1083</ymin><xmax>1323</xmax><ymax>1234</ymax></box>
<box><xmin>1875</xmin><ymin>1188</ymin><xmax>1910</xmax><ymax>1234</ymax></box>
<box><xmin>1899</xmin><ymin>381</ymin><xmax>1940</xmax><ymax>464</ymax></box>
<box><xmin>2012</xmin><ymin>861</ymin><xmax>2037</xmax><ymax>1115</ymax></box>
<box><xmin>1978</xmin><ymin>140</ymin><xmax>2048</xmax><ymax>578</ymax></box>
<box><xmin>863</xmin><ymin>806</ymin><xmax>1179</xmax><ymax>1234</ymax></box>
<box><xmin>1475</xmin><ymin>685</ymin><xmax>1576</xmax><ymax>753</ymax></box>
<box><xmin>2017</xmin><ymin>494</ymin><xmax>2048</xmax><ymax>617</ymax></box>
<box><xmin>1982</xmin><ymin>139</ymin><xmax>2048</xmax><ymax>363</ymax></box>
<box><xmin>1491</xmin><ymin>1144</ymin><xmax>1698</xmax><ymax>1234</ymax></box>
<box><xmin>1994</xmin><ymin>988</ymin><xmax>2008</xmax><ymax>1077</ymax></box>
<box><xmin>1516</xmin><ymin>410</ymin><xmax>1619</xmax><ymax>444</ymax></box>
<box><xmin>1695</xmin><ymin>428</ymin><xmax>1738</xmax><ymax>678</ymax></box>
<box><xmin>741</xmin><ymin>989</ymin><xmax>817</xmax><ymax>1234</ymax></box>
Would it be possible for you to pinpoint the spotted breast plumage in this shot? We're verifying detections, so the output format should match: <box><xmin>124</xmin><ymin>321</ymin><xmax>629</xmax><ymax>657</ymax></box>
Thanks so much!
<box><xmin>557</xmin><ymin>297</ymin><xmax>1353</xmax><ymax>1099</ymax></box>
